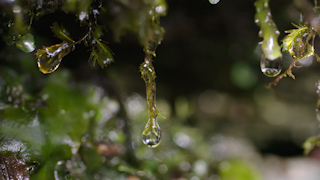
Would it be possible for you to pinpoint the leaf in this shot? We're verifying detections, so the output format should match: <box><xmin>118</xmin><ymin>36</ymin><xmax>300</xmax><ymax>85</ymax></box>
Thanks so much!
<box><xmin>89</xmin><ymin>39</ymin><xmax>114</xmax><ymax>68</ymax></box>
<box><xmin>303</xmin><ymin>135</ymin><xmax>320</xmax><ymax>155</ymax></box>
<box><xmin>50</xmin><ymin>22</ymin><xmax>74</xmax><ymax>43</ymax></box>
<box><xmin>0</xmin><ymin>105</ymin><xmax>45</xmax><ymax>165</ymax></box>
<box><xmin>36</xmin><ymin>43</ymin><xmax>73</xmax><ymax>74</ymax></box>
<box><xmin>282</xmin><ymin>24</ymin><xmax>314</xmax><ymax>60</ymax></box>
<box><xmin>15</xmin><ymin>33</ymin><xmax>36</xmax><ymax>53</ymax></box>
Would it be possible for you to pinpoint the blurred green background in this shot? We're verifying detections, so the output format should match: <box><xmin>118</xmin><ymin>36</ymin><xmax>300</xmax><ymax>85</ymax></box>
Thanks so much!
<box><xmin>1</xmin><ymin>0</ymin><xmax>320</xmax><ymax>179</ymax></box>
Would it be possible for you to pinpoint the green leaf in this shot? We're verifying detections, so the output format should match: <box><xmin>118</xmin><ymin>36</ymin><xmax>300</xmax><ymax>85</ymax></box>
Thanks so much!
<box><xmin>219</xmin><ymin>159</ymin><xmax>263</xmax><ymax>180</ymax></box>
<box><xmin>303</xmin><ymin>135</ymin><xmax>320</xmax><ymax>155</ymax></box>
<box><xmin>89</xmin><ymin>39</ymin><xmax>114</xmax><ymax>68</ymax></box>
<box><xmin>51</xmin><ymin>22</ymin><xmax>74</xmax><ymax>43</ymax></box>
<box><xmin>15</xmin><ymin>33</ymin><xmax>36</xmax><ymax>53</ymax></box>
<box><xmin>282</xmin><ymin>24</ymin><xmax>314</xmax><ymax>60</ymax></box>
<box><xmin>36</xmin><ymin>43</ymin><xmax>73</xmax><ymax>74</ymax></box>
<box><xmin>0</xmin><ymin>105</ymin><xmax>45</xmax><ymax>167</ymax></box>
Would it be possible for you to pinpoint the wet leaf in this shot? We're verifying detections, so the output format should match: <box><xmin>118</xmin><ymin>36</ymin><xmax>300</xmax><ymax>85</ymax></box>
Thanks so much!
<box><xmin>0</xmin><ymin>105</ymin><xmax>44</xmax><ymax>164</ymax></box>
<box><xmin>0</xmin><ymin>156</ymin><xmax>30</xmax><ymax>179</ymax></box>
<box><xmin>15</xmin><ymin>33</ymin><xmax>36</xmax><ymax>53</ymax></box>
<box><xmin>36</xmin><ymin>43</ymin><xmax>73</xmax><ymax>74</ymax></box>
<box><xmin>51</xmin><ymin>22</ymin><xmax>74</xmax><ymax>43</ymax></box>
<box><xmin>282</xmin><ymin>24</ymin><xmax>314</xmax><ymax>60</ymax></box>
<box><xmin>89</xmin><ymin>39</ymin><xmax>114</xmax><ymax>68</ymax></box>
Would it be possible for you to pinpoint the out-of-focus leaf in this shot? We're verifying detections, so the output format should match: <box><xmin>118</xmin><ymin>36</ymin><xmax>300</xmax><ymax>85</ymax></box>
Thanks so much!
<box><xmin>51</xmin><ymin>22</ymin><xmax>74</xmax><ymax>43</ymax></box>
<box><xmin>39</xmin><ymin>70</ymin><xmax>94</xmax><ymax>157</ymax></box>
<box><xmin>0</xmin><ymin>105</ymin><xmax>44</xmax><ymax>164</ymax></box>
<box><xmin>0</xmin><ymin>156</ymin><xmax>30</xmax><ymax>179</ymax></box>
<box><xmin>36</xmin><ymin>43</ymin><xmax>73</xmax><ymax>74</ymax></box>
<box><xmin>303</xmin><ymin>135</ymin><xmax>320</xmax><ymax>155</ymax></box>
<box><xmin>219</xmin><ymin>159</ymin><xmax>263</xmax><ymax>180</ymax></box>
<box><xmin>31</xmin><ymin>70</ymin><xmax>99</xmax><ymax>179</ymax></box>
<box><xmin>89</xmin><ymin>39</ymin><xmax>114</xmax><ymax>68</ymax></box>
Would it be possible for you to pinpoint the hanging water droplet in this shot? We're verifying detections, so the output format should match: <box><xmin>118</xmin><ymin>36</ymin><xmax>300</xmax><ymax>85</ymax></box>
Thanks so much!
<box><xmin>209</xmin><ymin>0</ymin><xmax>220</xmax><ymax>5</ymax></box>
<box><xmin>54</xmin><ymin>161</ymin><xmax>68</xmax><ymax>180</ymax></box>
<box><xmin>36</xmin><ymin>43</ymin><xmax>72</xmax><ymax>74</ymax></box>
<box><xmin>260</xmin><ymin>54</ymin><xmax>282</xmax><ymax>77</ymax></box>
<box><xmin>15</xmin><ymin>33</ymin><xmax>35</xmax><ymax>53</ymax></box>
<box><xmin>142</xmin><ymin>119</ymin><xmax>161</xmax><ymax>148</ymax></box>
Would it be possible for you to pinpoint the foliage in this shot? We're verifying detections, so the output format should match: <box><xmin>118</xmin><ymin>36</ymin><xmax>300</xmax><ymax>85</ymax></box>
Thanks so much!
<box><xmin>254</xmin><ymin>0</ymin><xmax>320</xmax><ymax>155</ymax></box>
<box><xmin>2</xmin><ymin>0</ymin><xmax>320</xmax><ymax>179</ymax></box>
<box><xmin>0</xmin><ymin>0</ymin><xmax>168</xmax><ymax>178</ymax></box>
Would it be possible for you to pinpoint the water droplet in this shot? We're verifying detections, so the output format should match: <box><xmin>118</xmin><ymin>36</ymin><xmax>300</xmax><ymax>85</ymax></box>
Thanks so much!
<box><xmin>15</xmin><ymin>33</ymin><xmax>35</xmax><ymax>53</ymax></box>
<box><xmin>155</xmin><ymin>5</ymin><xmax>166</xmax><ymax>15</ymax></box>
<box><xmin>142</xmin><ymin>119</ymin><xmax>161</xmax><ymax>148</ymax></box>
<box><xmin>209</xmin><ymin>0</ymin><xmax>220</xmax><ymax>4</ymax></box>
<box><xmin>36</xmin><ymin>43</ymin><xmax>71</xmax><ymax>74</ymax></box>
<box><xmin>260</xmin><ymin>54</ymin><xmax>282</xmax><ymax>77</ymax></box>
<box><xmin>54</xmin><ymin>161</ymin><xmax>67</xmax><ymax>180</ymax></box>
<box><xmin>79</xmin><ymin>11</ymin><xmax>89</xmax><ymax>21</ymax></box>
<box><xmin>38</xmin><ymin>55</ymin><xmax>62</xmax><ymax>74</ymax></box>
<box><xmin>103</xmin><ymin>58</ymin><xmax>112</xmax><ymax>65</ymax></box>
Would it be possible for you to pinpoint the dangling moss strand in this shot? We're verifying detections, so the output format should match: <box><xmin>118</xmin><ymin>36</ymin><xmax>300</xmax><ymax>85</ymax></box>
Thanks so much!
<box><xmin>140</xmin><ymin>47</ymin><xmax>162</xmax><ymax>148</ymax></box>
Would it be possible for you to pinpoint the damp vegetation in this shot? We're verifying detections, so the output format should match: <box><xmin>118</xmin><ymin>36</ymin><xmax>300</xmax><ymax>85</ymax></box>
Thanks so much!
<box><xmin>255</xmin><ymin>0</ymin><xmax>320</xmax><ymax>86</ymax></box>
<box><xmin>0</xmin><ymin>0</ymin><xmax>167</xmax><ymax>179</ymax></box>
<box><xmin>254</xmin><ymin>0</ymin><xmax>320</xmax><ymax>156</ymax></box>
<box><xmin>1</xmin><ymin>0</ymin><xmax>166</xmax><ymax>148</ymax></box>
<box><xmin>3</xmin><ymin>0</ymin><xmax>320</xmax><ymax>179</ymax></box>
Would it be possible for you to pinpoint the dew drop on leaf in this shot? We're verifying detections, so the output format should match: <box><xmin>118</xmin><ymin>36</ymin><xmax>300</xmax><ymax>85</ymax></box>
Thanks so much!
<box><xmin>260</xmin><ymin>54</ymin><xmax>282</xmax><ymax>77</ymax></box>
<box><xmin>208</xmin><ymin>0</ymin><xmax>220</xmax><ymax>5</ymax></box>
<box><xmin>142</xmin><ymin>119</ymin><xmax>161</xmax><ymax>148</ymax></box>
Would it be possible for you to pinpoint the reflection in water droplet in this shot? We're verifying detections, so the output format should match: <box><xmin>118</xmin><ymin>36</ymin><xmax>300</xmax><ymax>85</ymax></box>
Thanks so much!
<box><xmin>209</xmin><ymin>0</ymin><xmax>220</xmax><ymax>5</ymax></box>
<box><xmin>38</xmin><ymin>56</ymin><xmax>62</xmax><ymax>74</ymax></box>
<box><xmin>142</xmin><ymin>119</ymin><xmax>161</xmax><ymax>148</ymax></box>
<box><xmin>260</xmin><ymin>54</ymin><xmax>282</xmax><ymax>77</ymax></box>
